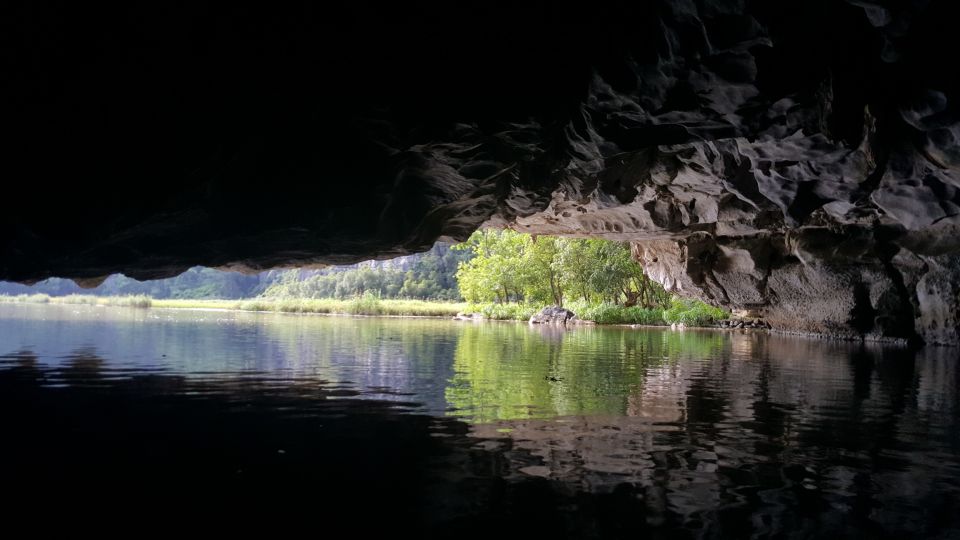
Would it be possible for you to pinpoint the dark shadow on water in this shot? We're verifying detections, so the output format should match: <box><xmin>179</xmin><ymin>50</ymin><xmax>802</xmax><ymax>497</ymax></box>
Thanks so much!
<box><xmin>0</xmin><ymin>349</ymin><xmax>658</xmax><ymax>538</ymax></box>
<box><xmin>1</xmin><ymin>334</ymin><xmax>959</xmax><ymax>539</ymax></box>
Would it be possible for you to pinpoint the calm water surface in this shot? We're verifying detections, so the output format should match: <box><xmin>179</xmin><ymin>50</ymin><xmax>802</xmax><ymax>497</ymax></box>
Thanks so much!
<box><xmin>1</xmin><ymin>303</ymin><xmax>958</xmax><ymax>538</ymax></box>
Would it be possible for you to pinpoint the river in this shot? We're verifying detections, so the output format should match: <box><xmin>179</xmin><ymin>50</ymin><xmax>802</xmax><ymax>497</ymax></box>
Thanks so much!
<box><xmin>1</xmin><ymin>303</ymin><xmax>958</xmax><ymax>538</ymax></box>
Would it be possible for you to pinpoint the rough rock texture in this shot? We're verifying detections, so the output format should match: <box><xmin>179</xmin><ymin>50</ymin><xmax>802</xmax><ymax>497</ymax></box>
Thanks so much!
<box><xmin>4</xmin><ymin>2</ymin><xmax>960</xmax><ymax>343</ymax></box>
<box><xmin>529</xmin><ymin>307</ymin><xmax>579</xmax><ymax>326</ymax></box>
<box><xmin>634</xmin><ymin>234</ymin><xmax>960</xmax><ymax>344</ymax></box>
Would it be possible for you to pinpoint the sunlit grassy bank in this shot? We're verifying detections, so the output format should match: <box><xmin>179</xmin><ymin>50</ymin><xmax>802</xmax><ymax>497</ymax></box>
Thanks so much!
<box><xmin>0</xmin><ymin>294</ymin><xmax>728</xmax><ymax>325</ymax></box>
<box><xmin>219</xmin><ymin>297</ymin><xmax>468</xmax><ymax>317</ymax></box>
<box><xmin>0</xmin><ymin>294</ymin><xmax>467</xmax><ymax>317</ymax></box>
<box><xmin>465</xmin><ymin>298</ymin><xmax>729</xmax><ymax>326</ymax></box>
<box><xmin>0</xmin><ymin>293</ymin><xmax>154</xmax><ymax>308</ymax></box>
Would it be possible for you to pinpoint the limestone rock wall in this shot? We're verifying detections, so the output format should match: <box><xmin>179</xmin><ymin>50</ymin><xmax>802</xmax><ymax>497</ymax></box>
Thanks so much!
<box><xmin>632</xmin><ymin>232</ymin><xmax>960</xmax><ymax>345</ymax></box>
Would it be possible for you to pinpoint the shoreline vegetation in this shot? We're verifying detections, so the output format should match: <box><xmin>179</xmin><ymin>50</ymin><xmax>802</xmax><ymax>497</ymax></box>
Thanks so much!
<box><xmin>0</xmin><ymin>293</ymin><xmax>466</xmax><ymax>317</ymax></box>
<box><xmin>0</xmin><ymin>293</ymin><xmax>728</xmax><ymax>327</ymax></box>
<box><xmin>0</xmin><ymin>231</ymin><xmax>732</xmax><ymax>327</ymax></box>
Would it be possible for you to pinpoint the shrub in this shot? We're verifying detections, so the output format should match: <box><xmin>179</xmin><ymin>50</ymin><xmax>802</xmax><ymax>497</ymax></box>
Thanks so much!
<box><xmin>277</xmin><ymin>299</ymin><xmax>304</xmax><ymax>313</ymax></box>
<box><xmin>106</xmin><ymin>295</ymin><xmax>153</xmax><ymax>308</ymax></box>
<box><xmin>567</xmin><ymin>302</ymin><xmax>665</xmax><ymax>325</ymax></box>
<box><xmin>621</xmin><ymin>306</ymin><xmax>666</xmax><ymax>325</ymax></box>
<box><xmin>663</xmin><ymin>298</ymin><xmax>728</xmax><ymax>326</ymax></box>
<box><xmin>57</xmin><ymin>294</ymin><xmax>99</xmax><ymax>305</ymax></box>
<box><xmin>238</xmin><ymin>300</ymin><xmax>273</xmax><ymax>312</ymax></box>
<box><xmin>379</xmin><ymin>300</ymin><xmax>463</xmax><ymax>317</ymax></box>
<box><xmin>464</xmin><ymin>302</ymin><xmax>540</xmax><ymax>321</ymax></box>
<box><xmin>348</xmin><ymin>292</ymin><xmax>383</xmax><ymax>315</ymax></box>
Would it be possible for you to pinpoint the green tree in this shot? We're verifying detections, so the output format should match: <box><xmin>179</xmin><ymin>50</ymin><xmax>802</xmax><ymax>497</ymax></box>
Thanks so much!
<box><xmin>454</xmin><ymin>230</ymin><xmax>668</xmax><ymax>308</ymax></box>
<box><xmin>519</xmin><ymin>235</ymin><xmax>563</xmax><ymax>305</ymax></box>
<box><xmin>454</xmin><ymin>229</ymin><xmax>528</xmax><ymax>303</ymax></box>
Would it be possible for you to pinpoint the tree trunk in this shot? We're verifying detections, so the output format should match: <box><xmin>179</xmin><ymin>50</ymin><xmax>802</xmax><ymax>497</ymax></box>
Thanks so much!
<box><xmin>549</xmin><ymin>272</ymin><xmax>562</xmax><ymax>306</ymax></box>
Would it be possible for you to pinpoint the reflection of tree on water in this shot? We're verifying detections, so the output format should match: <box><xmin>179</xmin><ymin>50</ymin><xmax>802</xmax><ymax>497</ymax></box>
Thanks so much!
<box><xmin>528</xmin><ymin>323</ymin><xmax>568</xmax><ymax>343</ymax></box>
<box><xmin>464</xmin><ymin>335</ymin><xmax>960</xmax><ymax>538</ymax></box>
<box><xmin>57</xmin><ymin>347</ymin><xmax>107</xmax><ymax>385</ymax></box>
<box><xmin>8</xmin><ymin>342</ymin><xmax>736</xmax><ymax>537</ymax></box>
<box><xmin>0</xmin><ymin>344</ymin><xmax>590</xmax><ymax>535</ymax></box>
<box><xmin>3</xmin><ymin>312</ymin><xmax>960</xmax><ymax>536</ymax></box>
<box><xmin>0</xmin><ymin>350</ymin><xmax>45</xmax><ymax>391</ymax></box>
<box><xmin>447</xmin><ymin>325</ymin><xmax>728</xmax><ymax>423</ymax></box>
<box><xmin>0</xmin><ymin>349</ymin><xmax>40</xmax><ymax>372</ymax></box>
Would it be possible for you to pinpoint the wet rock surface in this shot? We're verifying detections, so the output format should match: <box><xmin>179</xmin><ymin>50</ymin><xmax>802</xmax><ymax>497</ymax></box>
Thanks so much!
<box><xmin>718</xmin><ymin>318</ymin><xmax>771</xmax><ymax>330</ymax></box>
<box><xmin>4</xmin><ymin>1</ymin><xmax>960</xmax><ymax>343</ymax></box>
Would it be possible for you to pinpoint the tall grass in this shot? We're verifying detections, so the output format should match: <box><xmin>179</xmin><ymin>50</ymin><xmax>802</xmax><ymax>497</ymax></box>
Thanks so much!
<box><xmin>662</xmin><ymin>298</ymin><xmax>728</xmax><ymax>326</ymax></box>
<box><xmin>463</xmin><ymin>301</ymin><xmax>669</xmax><ymax>324</ymax></box>
<box><xmin>0</xmin><ymin>292</ymin><xmax>728</xmax><ymax>325</ymax></box>
<box><xmin>348</xmin><ymin>293</ymin><xmax>383</xmax><ymax>315</ymax></box>
<box><xmin>463</xmin><ymin>303</ymin><xmax>541</xmax><ymax>321</ymax></box>
<box><xmin>56</xmin><ymin>294</ymin><xmax>101</xmax><ymax>305</ymax></box>
<box><xmin>227</xmin><ymin>295</ymin><xmax>466</xmax><ymax>317</ymax></box>
<box><xmin>108</xmin><ymin>295</ymin><xmax>153</xmax><ymax>308</ymax></box>
<box><xmin>0</xmin><ymin>293</ymin><xmax>466</xmax><ymax>317</ymax></box>
<box><xmin>461</xmin><ymin>298</ymin><xmax>728</xmax><ymax>326</ymax></box>
<box><xmin>154</xmin><ymin>299</ymin><xmax>242</xmax><ymax>310</ymax></box>
<box><xmin>566</xmin><ymin>301</ymin><xmax>666</xmax><ymax>325</ymax></box>
<box><xmin>0</xmin><ymin>294</ymin><xmax>152</xmax><ymax>308</ymax></box>
<box><xmin>0</xmin><ymin>294</ymin><xmax>52</xmax><ymax>303</ymax></box>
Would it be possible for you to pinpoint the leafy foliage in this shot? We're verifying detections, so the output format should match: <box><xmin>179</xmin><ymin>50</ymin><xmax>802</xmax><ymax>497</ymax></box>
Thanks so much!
<box><xmin>446</xmin><ymin>323</ymin><xmax>728</xmax><ymax>423</ymax></box>
<box><xmin>663</xmin><ymin>298</ymin><xmax>728</xmax><ymax>326</ymax></box>
<box><xmin>1</xmin><ymin>230</ymin><xmax>730</xmax><ymax>326</ymax></box>
<box><xmin>464</xmin><ymin>302</ymin><xmax>541</xmax><ymax>321</ymax></box>
<box><xmin>566</xmin><ymin>301</ymin><xmax>666</xmax><ymax>325</ymax></box>
<box><xmin>454</xmin><ymin>230</ymin><xmax>671</xmax><ymax>308</ymax></box>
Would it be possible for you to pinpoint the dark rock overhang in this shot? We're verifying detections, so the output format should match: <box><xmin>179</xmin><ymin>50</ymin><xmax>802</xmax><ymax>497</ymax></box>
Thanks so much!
<box><xmin>3</xmin><ymin>1</ymin><xmax>959</xmax><ymax>343</ymax></box>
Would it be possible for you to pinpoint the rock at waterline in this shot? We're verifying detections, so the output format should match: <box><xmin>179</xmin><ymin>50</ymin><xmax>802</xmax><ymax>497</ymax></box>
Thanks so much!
<box><xmin>529</xmin><ymin>306</ymin><xmax>578</xmax><ymax>325</ymax></box>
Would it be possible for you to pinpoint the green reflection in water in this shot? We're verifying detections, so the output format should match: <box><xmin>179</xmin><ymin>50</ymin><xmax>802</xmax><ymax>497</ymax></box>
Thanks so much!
<box><xmin>446</xmin><ymin>323</ymin><xmax>728</xmax><ymax>423</ymax></box>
